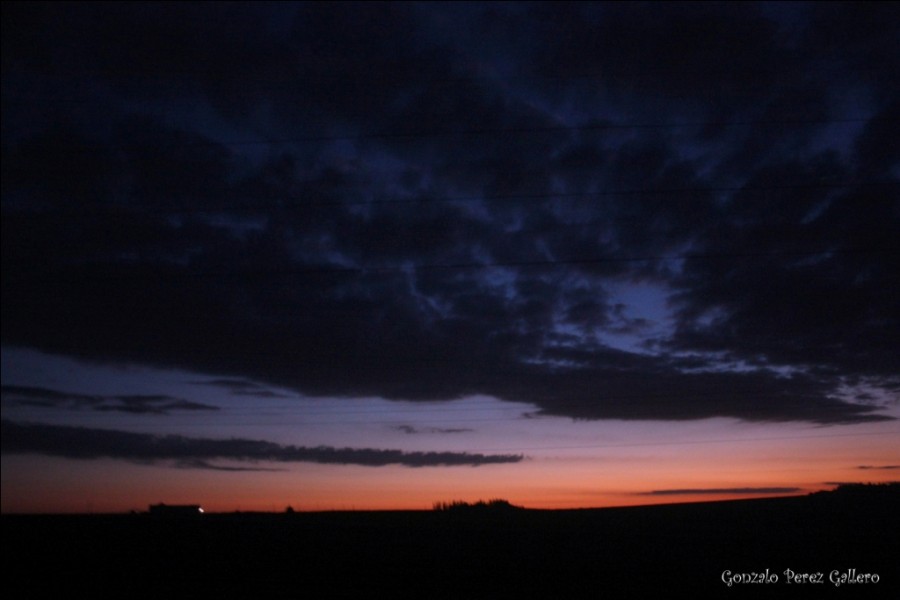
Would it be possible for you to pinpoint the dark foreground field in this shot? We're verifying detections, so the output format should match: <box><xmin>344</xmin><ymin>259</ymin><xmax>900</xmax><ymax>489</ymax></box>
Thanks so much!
<box><xmin>5</xmin><ymin>486</ymin><xmax>897</xmax><ymax>598</ymax></box>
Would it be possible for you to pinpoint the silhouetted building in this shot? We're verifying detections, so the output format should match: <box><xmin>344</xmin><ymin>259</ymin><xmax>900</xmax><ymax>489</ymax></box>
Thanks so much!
<box><xmin>149</xmin><ymin>503</ymin><xmax>204</xmax><ymax>517</ymax></box>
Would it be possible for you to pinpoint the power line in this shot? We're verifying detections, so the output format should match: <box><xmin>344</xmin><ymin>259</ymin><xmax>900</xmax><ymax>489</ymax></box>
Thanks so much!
<box><xmin>213</xmin><ymin>396</ymin><xmax>898</xmax><ymax>419</ymax></box>
<box><xmin>5</xmin><ymin>390</ymin><xmax>887</xmax><ymax>428</ymax></box>
<box><xmin>3</xmin><ymin>116</ymin><xmax>889</xmax><ymax>153</ymax></box>
<box><xmin>7</xmin><ymin>378</ymin><xmax>900</xmax><ymax>417</ymax></box>
<box><xmin>5</xmin><ymin>247</ymin><xmax>889</xmax><ymax>284</ymax></box>
<box><xmin>3</xmin><ymin>409</ymin><xmax>896</xmax><ymax>451</ymax></box>
<box><xmin>4</xmin><ymin>180</ymin><xmax>892</xmax><ymax>218</ymax></box>
<box><xmin>2</xmin><ymin>49</ymin><xmax>880</xmax><ymax>102</ymax></box>
<box><xmin>457</xmin><ymin>429</ymin><xmax>900</xmax><ymax>454</ymax></box>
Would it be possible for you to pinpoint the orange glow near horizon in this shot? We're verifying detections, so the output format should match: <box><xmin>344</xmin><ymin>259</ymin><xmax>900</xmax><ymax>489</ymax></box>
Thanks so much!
<box><xmin>3</xmin><ymin>353</ymin><xmax>897</xmax><ymax>515</ymax></box>
<box><xmin>3</xmin><ymin>430</ymin><xmax>897</xmax><ymax>514</ymax></box>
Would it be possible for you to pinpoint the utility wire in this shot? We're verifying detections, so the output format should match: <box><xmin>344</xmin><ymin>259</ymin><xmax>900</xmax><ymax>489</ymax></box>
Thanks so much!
<box><xmin>2</xmin><ymin>114</ymin><xmax>891</xmax><ymax>154</ymax></box>
<box><xmin>2</xmin><ymin>51</ymin><xmax>879</xmax><ymax>100</ymax></box>
<box><xmin>4</xmin><ymin>180</ymin><xmax>892</xmax><ymax>218</ymax></box>
<box><xmin>4</xmin><ymin>247</ymin><xmax>889</xmax><ymax>284</ymax></box>
<box><xmin>456</xmin><ymin>429</ymin><xmax>900</xmax><ymax>454</ymax></box>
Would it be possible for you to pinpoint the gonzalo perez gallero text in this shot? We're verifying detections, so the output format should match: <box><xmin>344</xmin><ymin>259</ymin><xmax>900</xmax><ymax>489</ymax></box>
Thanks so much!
<box><xmin>722</xmin><ymin>569</ymin><xmax>880</xmax><ymax>587</ymax></box>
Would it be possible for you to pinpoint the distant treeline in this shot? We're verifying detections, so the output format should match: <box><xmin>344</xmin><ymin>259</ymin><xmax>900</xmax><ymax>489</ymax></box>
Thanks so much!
<box><xmin>432</xmin><ymin>499</ymin><xmax>522</xmax><ymax>512</ymax></box>
<box><xmin>823</xmin><ymin>482</ymin><xmax>899</xmax><ymax>496</ymax></box>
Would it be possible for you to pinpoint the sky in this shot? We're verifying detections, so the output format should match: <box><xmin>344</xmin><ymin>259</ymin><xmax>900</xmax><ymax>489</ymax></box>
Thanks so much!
<box><xmin>2</xmin><ymin>2</ymin><xmax>898</xmax><ymax>513</ymax></box>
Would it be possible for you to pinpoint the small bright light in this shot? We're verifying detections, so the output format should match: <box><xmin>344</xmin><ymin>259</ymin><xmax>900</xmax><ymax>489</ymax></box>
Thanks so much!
<box><xmin>198</xmin><ymin>507</ymin><xmax>204</xmax><ymax>513</ymax></box>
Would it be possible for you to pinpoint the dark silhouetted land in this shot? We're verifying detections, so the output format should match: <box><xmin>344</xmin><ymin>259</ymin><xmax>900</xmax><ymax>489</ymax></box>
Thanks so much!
<box><xmin>4</xmin><ymin>485</ymin><xmax>897</xmax><ymax>598</ymax></box>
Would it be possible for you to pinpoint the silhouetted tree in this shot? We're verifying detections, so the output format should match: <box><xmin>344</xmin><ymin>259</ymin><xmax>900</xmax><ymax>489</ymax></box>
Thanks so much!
<box><xmin>433</xmin><ymin>498</ymin><xmax>521</xmax><ymax>512</ymax></box>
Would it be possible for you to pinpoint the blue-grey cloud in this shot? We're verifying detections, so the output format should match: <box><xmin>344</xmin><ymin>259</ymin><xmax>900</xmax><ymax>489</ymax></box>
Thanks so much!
<box><xmin>191</xmin><ymin>379</ymin><xmax>292</xmax><ymax>398</ymax></box>
<box><xmin>1</xmin><ymin>385</ymin><xmax>218</xmax><ymax>415</ymax></box>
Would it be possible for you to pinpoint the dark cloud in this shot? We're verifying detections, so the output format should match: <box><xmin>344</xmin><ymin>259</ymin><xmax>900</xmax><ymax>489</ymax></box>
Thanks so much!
<box><xmin>1</xmin><ymin>385</ymin><xmax>218</xmax><ymax>415</ymax></box>
<box><xmin>172</xmin><ymin>459</ymin><xmax>285</xmax><ymax>473</ymax></box>
<box><xmin>193</xmin><ymin>379</ymin><xmax>292</xmax><ymax>398</ymax></box>
<box><xmin>0</xmin><ymin>420</ymin><xmax>523</xmax><ymax>468</ymax></box>
<box><xmin>856</xmin><ymin>465</ymin><xmax>899</xmax><ymax>470</ymax></box>
<box><xmin>394</xmin><ymin>425</ymin><xmax>473</xmax><ymax>435</ymax></box>
<box><xmin>639</xmin><ymin>487</ymin><xmax>802</xmax><ymax>496</ymax></box>
<box><xmin>2</xmin><ymin>3</ymin><xmax>898</xmax><ymax>425</ymax></box>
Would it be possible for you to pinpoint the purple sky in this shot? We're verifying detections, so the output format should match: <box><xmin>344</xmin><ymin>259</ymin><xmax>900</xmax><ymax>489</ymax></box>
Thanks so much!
<box><xmin>2</xmin><ymin>2</ymin><xmax>898</xmax><ymax>512</ymax></box>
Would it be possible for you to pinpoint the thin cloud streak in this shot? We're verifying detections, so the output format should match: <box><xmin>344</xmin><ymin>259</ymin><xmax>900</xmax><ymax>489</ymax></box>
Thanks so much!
<box><xmin>1</xmin><ymin>385</ymin><xmax>219</xmax><ymax>415</ymax></box>
<box><xmin>394</xmin><ymin>425</ymin><xmax>474</xmax><ymax>435</ymax></box>
<box><xmin>639</xmin><ymin>487</ymin><xmax>802</xmax><ymax>496</ymax></box>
